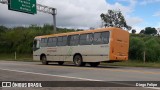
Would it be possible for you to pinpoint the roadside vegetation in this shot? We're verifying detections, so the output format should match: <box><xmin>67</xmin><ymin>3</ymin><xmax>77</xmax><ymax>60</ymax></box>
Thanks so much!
<box><xmin>129</xmin><ymin>34</ymin><xmax>160</xmax><ymax>62</ymax></box>
<box><xmin>0</xmin><ymin>25</ymin><xmax>81</xmax><ymax>60</ymax></box>
<box><xmin>0</xmin><ymin>9</ymin><xmax>160</xmax><ymax>67</ymax></box>
<box><xmin>104</xmin><ymin>60</ymin><xmax>160</xmax><ymax>68</ymax></box>
<box><xmin>0</xmin><ymin>25</ymin><xmax>159</xmax><ymax>63</ymax></box>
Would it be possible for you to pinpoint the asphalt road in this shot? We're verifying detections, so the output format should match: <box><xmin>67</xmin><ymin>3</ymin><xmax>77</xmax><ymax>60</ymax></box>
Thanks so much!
<box><xmin>0</xmin><ymin>61</ymin><xmax>160</xmax><ymax>90</ymax></box>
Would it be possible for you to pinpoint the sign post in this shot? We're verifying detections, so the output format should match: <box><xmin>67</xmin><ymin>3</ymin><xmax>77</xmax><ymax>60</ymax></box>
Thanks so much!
<box><xmin>1</xmin><ymin>0</ymin><xmax>57</xmax><ymax>33</ymax></box>
<box><xmin>52</xmin><ymin>8</ymin><xmax>57</xmax><ymax>33</ymax></box>
<box><xmin>8</xmin><ymin>0</ymin><xmax>37</xmax><ymax>14</ymax></box>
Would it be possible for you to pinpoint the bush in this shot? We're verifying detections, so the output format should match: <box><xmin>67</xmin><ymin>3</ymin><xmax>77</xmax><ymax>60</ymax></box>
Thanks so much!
<box><xmin>0</xmin><ymin>25</ymin><xmax>76</xmax><ymax>54</ymax></box>
<box><xmin>145</xmin><ymin>39</ymin><xmax>160</xmax><ymax>62</ymax></box>
<box><xmin>129</xmin><ymin>35</ymin><xmax>160</xmax><ymax>62</ymax></box>
<box><xmin>129</xmin><ymin>37</ymin><xmax>145</xmax><ymax>60</ymax></box>
<box><xmin>0</xmin><ymin>25</ymin><xmax>160</xmax><ymax>62</ymax></box>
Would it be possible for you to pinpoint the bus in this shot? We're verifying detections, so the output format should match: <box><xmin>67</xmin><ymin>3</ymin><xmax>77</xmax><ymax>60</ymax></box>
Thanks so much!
<box><xmin>33</xmin><ymin>27</ymin><xmax>129</xmax><ymax>67</ymax></box>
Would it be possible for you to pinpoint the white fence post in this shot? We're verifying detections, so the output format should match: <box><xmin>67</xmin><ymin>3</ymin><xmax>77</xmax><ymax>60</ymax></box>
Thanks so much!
<box><xmin>143</xmin><ymin>51</ymin><xmax>146</xmax><ymax>63</ymax></box>
<box><xmin>15</xmin><ymin>52</ymin><xmax>17</xmax><ymax>60</ymax></box>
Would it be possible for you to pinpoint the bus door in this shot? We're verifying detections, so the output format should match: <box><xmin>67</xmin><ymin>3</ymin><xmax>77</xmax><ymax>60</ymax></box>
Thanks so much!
<box><xmin>33</xmin><ymin>39</ymin><xmax>40</xmax><ymax>60</ymax></box>
<box><xmin>33</xmin><ymin>39</ymin><xmax>40</xmax><ymax>52</ymax></box>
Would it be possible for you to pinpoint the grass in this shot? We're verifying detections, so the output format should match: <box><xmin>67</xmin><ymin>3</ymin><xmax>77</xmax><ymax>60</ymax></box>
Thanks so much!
<box><xmin>0</xmin><ymin>53</ymin><xmax>33</xmax><ymax>62</ymax></box>
<box><xmin>0</xmin><ymin>53</ymin><xmax>160</xmax><ymax>68</ymax></box>
<box><xmin>103</xmin><ymin>60</ymin><xmax>160</xmax><ymax>68</ymax></box>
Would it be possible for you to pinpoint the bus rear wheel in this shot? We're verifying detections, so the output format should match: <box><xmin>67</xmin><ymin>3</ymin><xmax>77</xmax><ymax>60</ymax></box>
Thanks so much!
<box><xmin>73</xmin><ymin>55</ymin><xmax>85</xmax><ymax>66</ymax></box>
<box><xmin>89</xmin><ymin>62</ymin><xmax>100</xmax><ymax>67</ymax></box>
<box><xmin>58</xmin><ymin>61</ymin><xmax>64</xmax><ymax>65</ymax></box>
<box><xmin>41</xmin><ymin>56</ymin><xmax>48</xmax><ymax>65</ymax></box>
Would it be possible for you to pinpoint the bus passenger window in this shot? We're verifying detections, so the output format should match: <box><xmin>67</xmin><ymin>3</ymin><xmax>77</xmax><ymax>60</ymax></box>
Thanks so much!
<box><xmin>93</xmin><ymin>33</ymin><xmax>102</xmax><ymax>45</ymax></box>
<box><xmin>101</xmin><ymin>31</ymin><xmax>110</xmax><ymax>44</ymax></box>
<box><xmin>93</xmin><ymin>32</ymin><xmax>110</xmax><ymax>45</ymax></box>
<box><xmin>48</xmin><ymin>37</ymin><xmax>57</xmax><ymax>47</ymax></box>
<box><xmin>70</xmin><ymin>35</ymin><xmax>79</xmax><ymax>46</ymax></box>
<box><xmin>40</xmin><ymin>38</ymin><xmax>48</xmax><ymax>47</ymax></box>
<box><xmin>57</xmin><ymin>36</ymin><xmax>67</xmax><ymax>46</ymax></box>
<box><xmin>80</xmin><ymin>34</ymin><xmax>93</xmax><ymax>45</ymax></box>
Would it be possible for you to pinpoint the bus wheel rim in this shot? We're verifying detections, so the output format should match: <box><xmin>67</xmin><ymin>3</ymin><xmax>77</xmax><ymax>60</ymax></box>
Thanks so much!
<box><xmin>42</xmin><ymin>57</ymin><xmax>46</xmax><ymax>63</ymax></box>
<box><xmin>75</xmin><ymin>57</ymin><xmax>81</xmax><ymax>65</ymax></box>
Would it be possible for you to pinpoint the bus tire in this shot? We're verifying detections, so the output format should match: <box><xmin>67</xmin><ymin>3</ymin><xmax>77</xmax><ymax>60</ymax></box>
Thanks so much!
<box><xmin>73</xmin><ymin>55</ymin><xmax>85</xmax><ymax>66</ymax></box>
<box><xmin>89</xmin><ymin>62</ymin><xmax>100</xmax><ymax>67</ymax></box>
<box><xmin>41</xmin><ymin>55</ymin><xmax>48</xmax><ymax>65</ymax></box>
<box><xmin>58</xmin><ymin>61</ymin><xmax>64</xmax><ymax>65</ymax></box>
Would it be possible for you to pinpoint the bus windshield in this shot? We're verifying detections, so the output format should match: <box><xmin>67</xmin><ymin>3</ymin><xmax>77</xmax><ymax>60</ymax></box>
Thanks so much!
<box><xmin>33</xmin><ymin>39</ymin><xmax>40</xmax><ymax>51</ymax></box>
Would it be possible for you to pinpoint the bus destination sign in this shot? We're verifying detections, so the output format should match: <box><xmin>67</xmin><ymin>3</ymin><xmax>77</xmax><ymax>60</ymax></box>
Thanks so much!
<box><xmin>8</xmin><ymin>0</ymin><xmax>37</xmax><ymax>14</ymax></box>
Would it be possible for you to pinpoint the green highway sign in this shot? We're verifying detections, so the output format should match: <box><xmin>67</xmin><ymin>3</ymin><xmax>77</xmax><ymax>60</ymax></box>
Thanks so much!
<box><xmin>8</xmin><ymin>0</ymin><xmax>37</xmax><ymax>14</ymax></box>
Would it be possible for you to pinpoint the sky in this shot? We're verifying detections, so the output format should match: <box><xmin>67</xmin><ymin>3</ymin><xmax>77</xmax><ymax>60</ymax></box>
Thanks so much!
<box><xmin>0</xmin><ymin>0</ymin><xmax>160</xmax><ymax>32</ymax></box>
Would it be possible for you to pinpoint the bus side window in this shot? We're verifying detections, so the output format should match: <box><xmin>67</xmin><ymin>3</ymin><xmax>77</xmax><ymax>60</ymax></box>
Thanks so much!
<box><xmin>48</xmin><ymin>37</ymin><xmax>57</xmax><ymax>47</ymax></box>
<box><xmin>57</xmin><ymin>37</ymin><xmax>63</xmax><ymax>46</ymax></box>
<box><xmin>40</xmin><ymin>38</ymin><xmax>48</xmax><ymax>47</ymax></box>
<box><xmin>93</xmin><ymin>32</ymin><xmax>102</xmax><ymax>45</ymax></box>
<box><xmin>80</xmin><ymin>33</ymin><xmax>93</xmax><ymax>45</ymax></box>
<box><xmin>36</xmin><ymin>40</ymin><xmax>40</xmax><ymax>48</ymax></box>
<box><xmin>62</xmin><ymin>36</ymin><xmax>68</xmax><ymax>46</ymax></box>
<box><xmin>101</xmin><ymin>31</ymin><xmax>110</xmax><ymax>44</ymax></box>
<box><xmin>70</xmin><ymin>35</ymin><xmax>79</xmax><ymax>46</ymax></box>
<box><xmin>67</xmin><ymin>36</ymin><xmax>71</xmax><ymax>46</ymax></box>
<box><xmin>57</xmin><ymin>36</ymin><xmax>67</xmax><ymax>46</ymax></box>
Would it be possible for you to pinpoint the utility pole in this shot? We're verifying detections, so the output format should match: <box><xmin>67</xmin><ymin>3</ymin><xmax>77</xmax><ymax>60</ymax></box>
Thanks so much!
<box><xmin>52</xmin><ymin>8</ymin><xmax>57</xmax><ymax>33</ymax></box>
<box><xmin>0</xmin><ymin>0</ymin><xmax>57</xmax><ymax>33</ymax></box>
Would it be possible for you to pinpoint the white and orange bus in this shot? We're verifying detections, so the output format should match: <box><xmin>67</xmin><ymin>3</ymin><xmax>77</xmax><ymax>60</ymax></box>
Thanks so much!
<box><xmin>33</xmin><ymin>27</ymin><xmax>129</xmax><ymax>67</ymax></box>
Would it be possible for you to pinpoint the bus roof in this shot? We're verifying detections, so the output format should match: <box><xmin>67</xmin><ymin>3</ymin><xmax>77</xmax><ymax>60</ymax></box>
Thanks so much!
<box><xmin>35</xmin><ymin>27</ymin><xmax>128</xmax><ymax>39</ymax></box>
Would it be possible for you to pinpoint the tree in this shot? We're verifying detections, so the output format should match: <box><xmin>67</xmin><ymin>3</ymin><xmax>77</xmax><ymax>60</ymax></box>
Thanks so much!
<box><xmin>0</xmin><ymin>26</ymin><xmax>7</xmax><ymax>33</ymax></box>
<box><xmin>144</xmin><ymin>27</ymin><xmax>157</xmax><ymax>35</ymax></box>
<box><xmin>132</xmin><ymin>29</ymin><xmax>136</xmax><ymax>34</ymax></box>
<box><xmin>140</xmin><ymin>30</ymin><xmax>145</xmax><ymax>34</ymax></box>
<box><xmin>145</xmin><ymin>39</ymin><xmax>160</xmax><ymax>62</ymax></box>
<box><xmin>100</xmin><ymin>9</ymin><xmax>132</xmax><ymax>30</ymax></box>
<box><xmin>90</xmin><ymin>27</ymin><xmax>95</xmax><ymax>30</ymax></box>
<box><xmin>129</xmin><ymin>37</ymin><xmax>145</xmax><ymax>60</ymax></box>
<box><xmin>0</xmin><ymin>26</ymin><xmax>7</xmax><ymax>40</ymax></box>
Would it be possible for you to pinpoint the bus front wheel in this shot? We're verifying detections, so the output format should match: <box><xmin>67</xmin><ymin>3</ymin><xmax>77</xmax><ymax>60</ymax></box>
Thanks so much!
<box><xmin>41</xmin><ymin>56</ymin><xmax>48</xmax><ymax>65</ymax></box>
<box><xmin>73</xmin><ymin>55</ymin><xmax>85</xmax><ymax>66</ymax></box>
<box><xmin>89</xmin><ymin>62</ymin><xmax>100</xmax><ymax>67</ymax></box>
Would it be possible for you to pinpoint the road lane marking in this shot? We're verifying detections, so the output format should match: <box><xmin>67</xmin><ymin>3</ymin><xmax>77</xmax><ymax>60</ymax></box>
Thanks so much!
<box><xmin>1</xmin><ymin>61</ymin><xmax>160</xmax><ymax>75</ymax></box>
<box><xmin>0</xmin><ymin>62</ymin><xmax>160</xmax><ymax>81</ymax></box>
<box><xmin>0</xmin><ymin>68</ymin><xmax>143</xmax><ymax>87</ymax></box>
<box><xmin>0</xmin><ymin>68</ymin><xmax>160</xmax><ymax>90</ymax></box>
<box><xmin>0</xmin><ymin>68</ymin><xmax>102</xmax><ymax>81</ymax></box>
<box><xmin>147</xmin><ymin>87</ymin><xmax>160</xmax><ymax>90</ymax></box>
<box><xmin>0</xmin><ymin>61</ymin><xmax>160</xmax><ymax>80</ymax></box>
<box><xmin>0</xmin><ymin>64</ymin><xmax>158</xmax><ymax>81</ymax></box>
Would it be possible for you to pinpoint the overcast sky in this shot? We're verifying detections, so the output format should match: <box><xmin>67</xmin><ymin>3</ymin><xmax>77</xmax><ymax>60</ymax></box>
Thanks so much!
<box><xmin>0</xmin><ymin>0</ymin><xmax>160</xmax><ymax>32</ymax></box>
